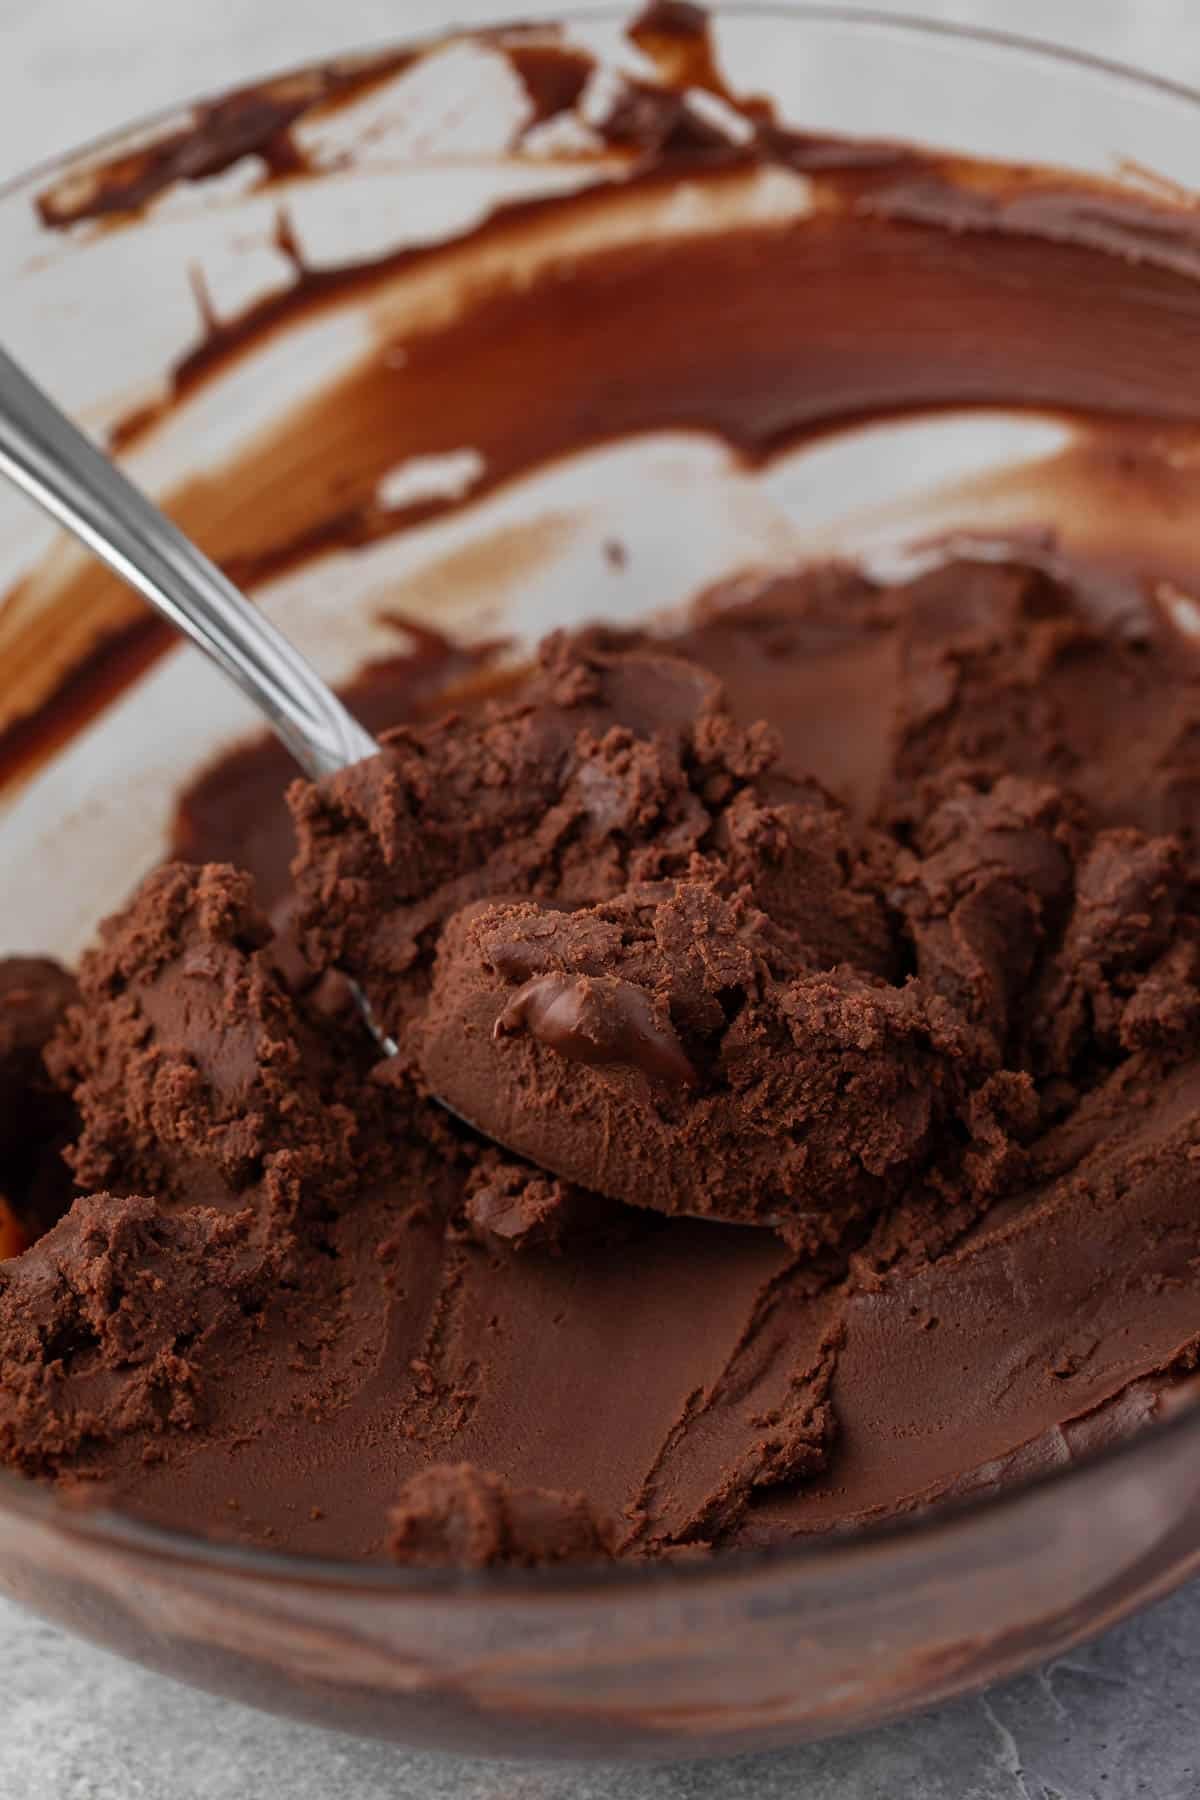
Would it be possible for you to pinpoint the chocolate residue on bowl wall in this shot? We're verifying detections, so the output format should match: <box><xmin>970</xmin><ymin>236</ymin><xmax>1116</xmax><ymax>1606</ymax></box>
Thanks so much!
<box><xmin>6</xmin><ymin>3</ymin><xmax>1200</xmax><ymax>790</ymax></box>
<box><xmin>4</xmin><ymin>4</ymin><xmax>1200</xmax><ymax>1569</ymax></box>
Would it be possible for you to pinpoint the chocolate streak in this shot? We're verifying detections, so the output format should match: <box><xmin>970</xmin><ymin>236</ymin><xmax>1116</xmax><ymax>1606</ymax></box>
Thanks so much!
<box><xmin>6</xmin><ymin>9</ymin><xmax>1200</xmax><ymax>789</ymax></box>
<box><xmin>494</xmin><ymin>972</ymin><xmax>700</xmax><ymax>1091</ymax></box>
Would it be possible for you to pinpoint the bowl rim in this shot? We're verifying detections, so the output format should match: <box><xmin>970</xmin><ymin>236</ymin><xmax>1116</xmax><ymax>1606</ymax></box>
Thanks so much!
<box><xmin>4</xmin><ymin>0</ymin><xmax>1200</xmax><ymax>1602</ymax></box>
<box><xmin>9</xmin><ymin>0</ymin><xmax>1200</xmax><ymax>206</ymax></box>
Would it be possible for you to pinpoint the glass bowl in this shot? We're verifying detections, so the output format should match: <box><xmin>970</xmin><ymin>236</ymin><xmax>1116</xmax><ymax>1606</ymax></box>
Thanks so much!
<box><xmin>3</xmin><ymin>4</ymin><xmax>1200</xmax><ymax>1760</ymax></box>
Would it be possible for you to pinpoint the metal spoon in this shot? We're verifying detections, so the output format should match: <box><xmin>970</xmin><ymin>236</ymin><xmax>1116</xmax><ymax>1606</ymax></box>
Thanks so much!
<box><xmin>0</xmin><ymin>346</ymin><xmax>377</xmax><ymax>781</ymax></box>
<box><xmin>0</xmin><ymin>348</ymin><xmax>741</xmax><ymax>1225</ymax></box>
<box><xmin>0</xmin><ymin>345</ymin><xmax>400</xmax><ymax>1048</ymax></box>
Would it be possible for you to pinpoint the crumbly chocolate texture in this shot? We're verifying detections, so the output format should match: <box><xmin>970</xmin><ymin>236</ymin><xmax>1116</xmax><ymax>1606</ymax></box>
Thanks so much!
<box><xmin>288</xmin><ymin>639</ymin><xmax>894</xmax><ymax>1042</ymax></box>
<box><xmin>46</xmin><ymin>863</ymin><xmax>388</xmax><ymax>1227</ymax></box>
<box><xmin>746</xmin><ymin>1050</ymin><xmax>1200</xmax><ymax>1539</ymax></box>
<box><xmin>0</xmin><ymin>1193</ymin><xmax>279</xmax><ymax>1478</ymax></box>
<box><xmin>12</xmin><ymin>0</ymin><xmax>1200</xmax><ymax>1576</ymax></box>
<box><xmin>419</xmin><ymin>885</ymin><xmax>1008</xmax><ymax>1245</ymax></box>
<box><xmin>453</xmin><ymin>1148</ymin><xmax>630</xmax><ymax>1253</ymax></box>
<box><xmin>291</xmin><ymin>640</ymin><xmax>953</xmax><ymax>1240</ymax></box>
<box><xmin>295</xmin><ymin>623</ymin><xmax>1197</xmax><ymax>1246</ymax></box>
<box><xmin>387</xmin><ymin>1463</ymin><xmax>616</xmax><ymax>1568</ymax></box>
<box><xmin>6</xmin><ymin>555</ymin><xmax>1200</xmax><ymax>1568</ymax></box>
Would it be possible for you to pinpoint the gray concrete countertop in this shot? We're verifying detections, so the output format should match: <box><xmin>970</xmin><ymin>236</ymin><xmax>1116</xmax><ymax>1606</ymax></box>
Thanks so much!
<box><xmin>3</xmin><ymin>3</ymin><xmax>1200</xmax><ymax>1796</ymax></box>
<box><xmin>3</xmin><ymin>1579</ymin><xmax>1200</xmax><ymax>1800</ymax></box>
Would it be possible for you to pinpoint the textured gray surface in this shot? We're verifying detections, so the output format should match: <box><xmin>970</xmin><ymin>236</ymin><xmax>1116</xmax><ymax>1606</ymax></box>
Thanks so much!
<box><xmin>4</xmin><ymin>2</ymin><xmax>1200</xmax><ymax>1796</ymax></box>
<box><xmin>4</xmin><ymin>1581</ymin><xmax>1200</xmax><ymax>1799</ymax></box>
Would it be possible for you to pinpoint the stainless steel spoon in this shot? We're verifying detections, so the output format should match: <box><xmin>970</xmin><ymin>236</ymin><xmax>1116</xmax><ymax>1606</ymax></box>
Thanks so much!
<box><xmin>0</xmin><ymin>345</ymin><xmax>399</xmax><ymax>1046</ymax></box>
<box><xmin>0</xmin><ymin>348</ymin><xmax>740</xmax><ymax>1224</ymax></box>
<box><xmin>0</xmin><ymin>346</ymin><xmax>377</xmax><ymax>782</ymax></box>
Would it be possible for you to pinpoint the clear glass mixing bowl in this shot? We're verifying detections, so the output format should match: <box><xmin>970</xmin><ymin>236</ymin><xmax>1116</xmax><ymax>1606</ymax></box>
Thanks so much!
<box><xmin>2</xmin><ymin>5</ymin><xmax>1200</xmax><ymax>1760</ymax></box>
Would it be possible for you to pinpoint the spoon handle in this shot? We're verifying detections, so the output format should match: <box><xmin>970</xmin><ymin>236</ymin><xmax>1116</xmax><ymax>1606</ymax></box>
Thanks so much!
<box><xmin>0</xmin><ymin>346</ymin><xmax>376</xmax><ymax>780</ymax></box>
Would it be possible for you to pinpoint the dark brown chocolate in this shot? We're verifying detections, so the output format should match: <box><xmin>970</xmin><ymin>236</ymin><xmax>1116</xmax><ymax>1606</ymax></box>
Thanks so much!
<box><xmin>0</xmin><ymin>958</ymin><xmax>78</xmax><ymax>1248</ymax></box>
<box><xmin>493</xmin><ymin>969</ymin><xmax>700</xmax><ymax>1090</ymax></box>
<box><xmin>5</xmin><ymin>5</ymin><xmax>1200</xmax><ymax>1570</ymax></box>
<box><xmin>387</xmin><ymin>1464</ymin><xmax>615</xmax><ymax>1569</ymax></box>
<box><xmin>3</xmin><ymin>552</ymin><xmax>1199</xmax><ymax>1566</ymax></box>
<box><xmin>11</xmin><ymin>9</ymin><xmax>1200</xmax><ymax>801</ymax></box>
